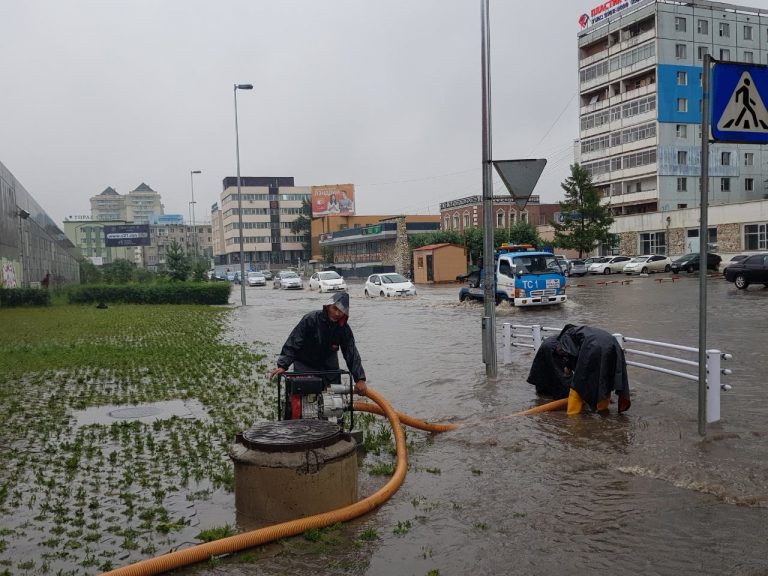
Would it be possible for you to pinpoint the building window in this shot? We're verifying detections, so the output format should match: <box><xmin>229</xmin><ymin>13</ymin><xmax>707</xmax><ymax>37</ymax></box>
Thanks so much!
<box><xmin>697</xmin><ymin>19</ymin><xmax>708</xmax><ymax>34</ymax></box>
<box><xmin>496</xmin><ymin>211</ymin><xmax>504</xmax><ymax>228</ymax></box>
<box><xmin>677</xmin><ymin>98</ymin><xmax>688</xmax><ymax>112</ymax></box>
<box><xmin>721</xmin><ymin>151</ymin><xmax>731</xmax><ymax>165</ymax></box>
<box><xmin>745</xmin><ymin>152</ymin><xmax>754</xmax><ymax>166</ymax></box>
<box><xmin>676</xmin><ymin>71</ymin><xmax>687</xmax><ymax>85</ymax></box>
<box><xmin>520</xmin><ymin>212</ymin><xmax>528</xmax><ymax>224</ymax></box>
<box><xmin>745</xmin><ymin>178</ymin><xmax>754</xmax><ymax>191</ymax></box>
<box><xmin>675</xmin><ymin>17</ymin><xmax>686</xmax><ymax>32</ymax></box>
<box><xmin>677</xmin><ymin>150</ymin><xmax>688</xmax><ymax>165</ymax></box>
<box><xmin>677</xmin><ymin>203</ymin><xmax>688</xmax><ymax>209</ymax></box>
<box><xmin>675</xmin><ymin>44</ymin><xmax>686</xmax><ymax>59</ymax></box>
<box><xmin>640</xmin><ymin>232</ymin><xmax>666</xmax><ymax>255</ymax></box>
<box><xmin>744</xmin><ymin>223</ymin><xmax>767</xmax><ymax>250</ymax></box>
<box><xmin>719</xmin><ymin>22</ymin><xmax>729</xmax><ymax>37</ymax></box>
<box><xmin>744</xmin><ymin>25</ymin><xmax>753</xmax><ymax>40</ymax></box>
<box><xmin>443</xmin><ymin>216</ymin><xmax>450</xmax><ymax>229</ymax></box>
<box><xmin>721</xmin><ymin>178</ymin><xmax>731</xmax><ymax>192</ymax></box>
<box><xmin>677</xmin><ymin>177</ymin><xmax>687</xmax><ymax>191</ymax></box>
<box><xmin>453</xmin><ymin>215</ymin><xmax>459</xmax><ymax>229</ymax></box>
<box><xmin>676</xmin><ymin>124</ymin><xmax>688</xmax><ymax>138</ymax></box>
<box><xmin>463</xmin><ymin>213</ymin><xmax>470</xmax><ymax>228</ymax></box>
<box><xmin>720</xmin><ymin>49</ymin><xmax>730</xmax><ymax>60</ymax></box>
<box><xmin>744</xmin><ymin>51</ymin><xmax>754</xmax><ymax>64</ymax></box>
<box><xmin>697</xmin><ymin>46</ymin><xmax>708</xmax><ymax>60</ymax></box>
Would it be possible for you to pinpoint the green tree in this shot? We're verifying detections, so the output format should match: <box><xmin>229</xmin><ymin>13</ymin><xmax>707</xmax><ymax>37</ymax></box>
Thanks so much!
<box><xmin>190</xmin><ymin>259</ymin><xmax>209</xmax><ymax>282</ymax></box>
<box><xmin>79</xmin><ymin>259</ymin><xmax>103</xmax><ymax>284</ymax></box>
<box><xmin>508</xmin><ymin>219</ymin><xmax>541</xmax><ymax>246</ymax></box>
<box><xmin>166</xmin><ymin>240</ymin><xmax>191</xmax><ymax>281</ymax></box>
<box><xmin>290</xmin><ymin>199</ymin><xmax>312</xmax><ymax>260</ymax></box>
<box><xmin>552</xmin><ymin>163</ymin><xmax>614</xmax><ymax>257</ymax></box>
<box><xmin>102</xmin><ymin>259</ymin><xmax>135</xmax><ymax>284</ymax></box>
<box><xmin>321</xmin><ymin>246</ymin><xmax>335</xmax><ymax>265</ymax></box>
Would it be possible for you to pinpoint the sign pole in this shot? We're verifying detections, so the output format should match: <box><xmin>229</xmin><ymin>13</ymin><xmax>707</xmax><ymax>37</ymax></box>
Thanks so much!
<box><xmin>480</xmin><ymin>0</ymin><xmax>497</xmax><ymax>378</ymax></box>
<box><xmin>698</xmin><ymin>53</ymin><xmax>711</xmax><ymax>437</ymax></box>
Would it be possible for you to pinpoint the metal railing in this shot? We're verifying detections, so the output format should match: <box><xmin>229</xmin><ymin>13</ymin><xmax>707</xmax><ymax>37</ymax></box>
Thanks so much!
<box><xmin>502</xmin><ymin>323</ymin><xmax>732</xmax><ymax>425</ymax></box>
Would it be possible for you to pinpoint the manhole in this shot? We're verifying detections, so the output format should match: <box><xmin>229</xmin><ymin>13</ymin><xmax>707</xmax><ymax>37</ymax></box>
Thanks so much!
<box><xmin>237</xmin><ymin>420</ymin><xmax>342</xmax><ymax>452</ymax></box>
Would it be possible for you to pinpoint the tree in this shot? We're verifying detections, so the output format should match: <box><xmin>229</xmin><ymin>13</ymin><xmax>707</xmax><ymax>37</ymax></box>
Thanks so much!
<box><xmin>102</xmin><ymin>259</ymin><xmax>135</xmax><ymax>284</ymax></box>
<box><xmin>79</xmin><ymin>259</ymin><xmax>103</xmax><ymax>284</ymax></box>
<box><xmin>552</xmin><ymin>163</ymin><xmax>614</xmax><ymax>257</ymax></box>
<box><xmin>290</xmin><ymin>199</ymin><xmax>312</xmax><ymax>261</ymax></box>
<box><xmin>166</xmin><ymin>240</ymin><xmax>191</xmax><ymax>281</ymax></box>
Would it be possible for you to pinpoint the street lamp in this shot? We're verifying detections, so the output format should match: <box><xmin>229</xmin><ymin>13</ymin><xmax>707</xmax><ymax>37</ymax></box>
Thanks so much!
<box><xmin>190</xmin><ymin>170</ymin><xmax>202</xmax><ymax>261</ymax></box>
<box><xmin>17</xmin><ymin>208</ymin><xmax>30</xmax><ymax>287</ymax></box>
<box><xmin>234</xmin><ymin>83</ymin><xmax>253</xmax><ymax>306</ymax></box>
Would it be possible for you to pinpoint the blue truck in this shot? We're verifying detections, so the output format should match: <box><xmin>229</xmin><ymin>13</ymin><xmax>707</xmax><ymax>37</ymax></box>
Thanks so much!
<box><xmin>459</xmin><ymin>244</ymin><xmax>568</xmax><ymax>306</ymax></box>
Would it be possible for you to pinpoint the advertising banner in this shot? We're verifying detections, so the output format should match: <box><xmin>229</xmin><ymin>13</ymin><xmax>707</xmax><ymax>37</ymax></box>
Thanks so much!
<box><xmin>104</xmin><ymin>224</ymin><xmax>151</xmax><ymax>247</ymax></box>
<box><xmin>311</xmin><ymin>184</ymin><xmax>355</xmax><ymax>217</ymax></box>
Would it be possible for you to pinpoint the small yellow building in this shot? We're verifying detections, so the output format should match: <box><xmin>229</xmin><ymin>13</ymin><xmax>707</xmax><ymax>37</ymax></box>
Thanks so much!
<box><xmin>412</xmin><ymin>243</ymin><xmax>466</xmax><ymax>284</ymax></box>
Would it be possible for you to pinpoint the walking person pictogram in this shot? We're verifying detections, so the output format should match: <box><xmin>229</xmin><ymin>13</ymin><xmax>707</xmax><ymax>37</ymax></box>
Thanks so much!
<box><xmin>722</xmin><ymin>78</ymin><xmax>768</xmax><ymax>130</ymax></box>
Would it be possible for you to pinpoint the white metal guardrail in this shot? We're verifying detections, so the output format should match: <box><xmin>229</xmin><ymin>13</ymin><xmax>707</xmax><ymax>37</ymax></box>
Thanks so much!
<box><xmin>502</xmin><ymin>323</ymin><xmax>732</xmax><ymax>424</ymax></box>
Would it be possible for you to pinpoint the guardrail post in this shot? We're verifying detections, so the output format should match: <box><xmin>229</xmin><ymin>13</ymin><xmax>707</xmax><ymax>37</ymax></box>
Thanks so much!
<box><xmin>613</xmin><ymin>333</ymin><xmax>624</xmax><ymax>351</ymax></box>
<box><xmin>532</xmin><ymin>324</ymin><xmax>542</xmax><ymax>353</ymax></box>
<box><xmin>706</xmin><ymin>349</ymin><xmax>721</xmax><ymax>424</ymax></box>
<box><xmin>502</xmin><ymin>322</ymin><xmax>511</xmax><ymax>365</ymax></box>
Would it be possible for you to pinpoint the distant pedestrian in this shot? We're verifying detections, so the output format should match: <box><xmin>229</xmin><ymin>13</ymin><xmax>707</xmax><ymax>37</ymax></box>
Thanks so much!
<box><xmin>41</xmin><ymin>273</ymin><xmax>50</xmax><ymax>289</ymax></box>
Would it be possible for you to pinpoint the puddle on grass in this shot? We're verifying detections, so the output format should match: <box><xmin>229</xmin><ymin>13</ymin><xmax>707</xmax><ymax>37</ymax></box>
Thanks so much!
<box><xmin>73</xmin><ymin>398</ymin><xmax>207</xmax><ymax>426</ymax></box>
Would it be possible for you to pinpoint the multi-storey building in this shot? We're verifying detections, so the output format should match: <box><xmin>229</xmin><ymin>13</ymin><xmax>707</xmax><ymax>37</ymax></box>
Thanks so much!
<box><xmin>89</xmin><ymin>183</ymin><xmax>164</xmax><ymax>223</ymax></box>
<box><xmin>577</xmin><ymin>0</ymin><xmax>768</xmax><ymax>219</ymax></box>
<box><xmin>439</xmin><ymin>195</ymin><xmax>561</xmax><ymax>231</ymax></box>
<box><xmin>143</xmin><ymin>223</ymin><xmax>213</xmax><ymax>270</ymax></box>
<box><xmin>211</xmin><ymin>176</ymin><xmax>310</xmax><ymax>269</ymax></box>
<box><xmin>63</xmin><ymin>217</ymin><xmax>138</xmax><ymax>267</ymax></box>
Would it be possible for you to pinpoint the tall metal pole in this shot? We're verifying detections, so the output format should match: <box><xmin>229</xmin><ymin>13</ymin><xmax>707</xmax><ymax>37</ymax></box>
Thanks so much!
<box><xmin>480</xmin><ymin>0</ymin><xmax>496</xmax><ymax>377</ymax></box>
<box><xmin>190</xmin><ymin>170</ymin><xmax>201</xmax><ymax>261</ymax></box>
<box><xmin>697</xmin><ymin>54</ymin><xmax>711</xmax><ymax>437</ymax></box>
<box><xmin>234</xmin><ymin>84</ymin><xmax>251</xmax><ymax>306</ymax></box>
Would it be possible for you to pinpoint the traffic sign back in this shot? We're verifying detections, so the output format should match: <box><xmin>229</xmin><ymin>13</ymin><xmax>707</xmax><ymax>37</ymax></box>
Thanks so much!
<box><xmin>711</xmin><ymin>63</ymin><xmax>768</xmax><ymax>143</ymax></box>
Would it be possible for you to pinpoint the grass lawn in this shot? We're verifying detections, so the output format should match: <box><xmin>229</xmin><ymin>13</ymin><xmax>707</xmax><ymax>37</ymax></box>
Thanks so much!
<box><xmin>0</xmin><ymin>304</ymin><xmax>270</xmax><ymax>575</ymax></box>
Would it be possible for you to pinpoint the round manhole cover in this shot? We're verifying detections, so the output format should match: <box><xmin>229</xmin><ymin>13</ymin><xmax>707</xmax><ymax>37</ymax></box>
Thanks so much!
<box><xmin>239</xmin><ymin>420</ymin><xmax>342</xmax><ymax>451</ymax></box>
<box><xmin>109</xmin><ymin>406</ymin><xmax>164</xmax><ymax>419</ymax></box>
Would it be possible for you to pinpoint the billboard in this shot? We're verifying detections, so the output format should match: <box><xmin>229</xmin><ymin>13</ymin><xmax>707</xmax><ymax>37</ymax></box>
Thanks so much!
<box><xmin>311</xmin><ymin>184</ymin><xmax>355</xmax><ymax>217</ymax></box>
<box><xmin>104</xmin><ymin>224</ymin><xmax>151</xmax><ymax>247</ymax></box>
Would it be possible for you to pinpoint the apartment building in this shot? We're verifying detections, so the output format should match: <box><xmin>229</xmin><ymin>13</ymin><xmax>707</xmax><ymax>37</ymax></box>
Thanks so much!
<box><xmin>89</xmin><ymin>183</ymin><xmax>164</xmax><ymax>223</ymax></box>
<box><xmin>577</xmin><ymin>0</ymin><xmax>768</xmax><ymax>217</ymax></box>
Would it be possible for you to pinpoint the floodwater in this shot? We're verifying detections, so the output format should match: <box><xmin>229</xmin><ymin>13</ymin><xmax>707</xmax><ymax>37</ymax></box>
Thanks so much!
<box><xmin>213</xmin><ymin>274</ymin><xmax>768</xmax><ymax>576</ymax></box>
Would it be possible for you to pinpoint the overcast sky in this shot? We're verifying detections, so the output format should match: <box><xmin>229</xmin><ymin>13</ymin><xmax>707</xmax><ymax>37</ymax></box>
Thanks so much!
<box><xmin>1</xmin><ymin>0</ymin><xmax>581</xmax><ymax>225</ymax></box>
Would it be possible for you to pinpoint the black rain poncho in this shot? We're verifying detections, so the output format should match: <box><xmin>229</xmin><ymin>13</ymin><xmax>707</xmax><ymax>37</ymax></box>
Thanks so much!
<box><xmin>527</xmin><ymin>324</ymin><xmax>630</xmax><ymax>411</ymax></box>
<box><xmin>277</xmin><ymin>309</ymin><xmax>366</xmax><ymax>384</ymax></box>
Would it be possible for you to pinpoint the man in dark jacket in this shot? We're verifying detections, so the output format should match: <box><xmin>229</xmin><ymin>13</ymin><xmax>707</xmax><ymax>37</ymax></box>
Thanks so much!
<box><xmin>269</xmin><ymin>292</ymin><xmax>367</xmax><ymax>395</ymax></box>
<box><xmin>527</xmin><ymin>324</ymin><xmax>630</xmax><ymax>414</ymax></box>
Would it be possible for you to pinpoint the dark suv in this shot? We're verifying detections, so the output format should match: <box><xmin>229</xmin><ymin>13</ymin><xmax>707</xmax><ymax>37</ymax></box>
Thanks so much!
<box><xmin>670</xmin><ymin>253</ymin><xmax>722</xmax><ymax>274</ymax></box>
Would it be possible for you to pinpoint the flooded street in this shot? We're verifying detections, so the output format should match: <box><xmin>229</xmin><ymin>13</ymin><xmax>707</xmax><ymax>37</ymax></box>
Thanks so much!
<box><xmin>219</xmin><ymin>274</ymin><xmax>768</xmax><ymax>576</ymax></box>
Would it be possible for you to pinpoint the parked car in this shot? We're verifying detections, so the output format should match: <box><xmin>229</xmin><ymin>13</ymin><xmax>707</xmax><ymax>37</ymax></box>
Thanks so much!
<box><xmin>719</xmin><ymin>254</ymin><xmax>749</xmax><ymax>275</ymax></box>
<box><xmin>273</xmin><ymin>270</ymin><xmax>303</xmax><ymax>289</ymax></box>
<box><xmin>246</xmin><ymin>271</ymin><xmax>267</xmax><ymax>287</ymax></box>
<box><xmin>308</xmin><ymin>270</ymin><xmax>347</xmax><ymax>293</ymax></box>
<box><xmin>364</xmin><ymin>273</ymin><xmax>417</xmax><ymax>297</ymax></box>
<box><xmin>723</xmin><ymin>253</ymin><xmax>768</xmax><ymax>289</ymax></box>
<box><xmin>258</xmin><ymin>270</ymin><xmax>274</xmax><ymax>281</ymax></box>
<box><xmin>554</xmin><ymin>255</ymin><xmax>570</xmax><ymax>276</ymax></box>
<box><xmin>670</xmin><ymin>253</ymin><xmax>722</xmax><ymax>274</ymax></box>
<box><xmin>588</xmin><ymin>255</ymin><xmax>632</xmax><ymax>275</ymax></box>
<box><xmin>622</xmin><ymin>255</ymin><xmax>672</xmax><ymax>275</ymax></box>
<box><xmin>568</xmin><ymin>259</ymin><xmax>588</xmax><ymax>277</ymax></box>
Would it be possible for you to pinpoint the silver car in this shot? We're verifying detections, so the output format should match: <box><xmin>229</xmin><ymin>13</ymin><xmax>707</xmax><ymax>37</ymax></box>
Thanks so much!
<box><xmin>622</xmin><ymin>255</ymin><xmax>672</xmax><ymax>275</ymax></box>
<box><xmin>273</xmin><ymin>271</ymin><xmax>303</xmax><ymax>290</ymax></box>
<box><xmin>568</xmin><ymin>259</ymin><xmax>588</xmax><ymax>277</ymax></box>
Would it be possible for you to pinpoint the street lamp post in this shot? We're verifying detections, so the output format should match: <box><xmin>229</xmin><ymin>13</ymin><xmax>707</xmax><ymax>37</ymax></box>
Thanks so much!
<box><xmin>190</xmin><ymin>170</ymin><xmax>202</xmax><ymax>261</ymax></box>
<box><xmin>234</xmin><ymin>83</ymin><xmax>253</xmax><ymax>306</ymax></box>
<box><xmin>17</xmin><ymin>208</ymin><xmax>30</xmax><ymax>287</ymax></box>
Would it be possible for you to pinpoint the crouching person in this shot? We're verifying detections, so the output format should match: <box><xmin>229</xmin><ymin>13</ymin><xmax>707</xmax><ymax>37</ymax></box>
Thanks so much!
<box><xmin>527</xmin><ymin>324</ymin><xmax>631</xmax><ymax>415</ymax></box>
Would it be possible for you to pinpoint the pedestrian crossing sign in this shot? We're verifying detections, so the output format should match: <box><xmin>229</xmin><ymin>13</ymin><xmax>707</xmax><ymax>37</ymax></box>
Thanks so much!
<box><xmin>712</xmin><ymin>63</ymin><xmax>768</xmax><ymax>143</ymax></box>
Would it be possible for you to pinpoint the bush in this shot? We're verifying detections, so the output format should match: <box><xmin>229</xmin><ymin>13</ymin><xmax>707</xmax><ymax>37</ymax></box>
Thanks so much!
<box><xmin>67</xmin><ymin>283</ymin><xmax>231</xmax><ymax>305</ymax></box>
<box><xmin>0</xmin><ymin>288</ymin><xmax>51</xmax><ymax>308</ymax></box>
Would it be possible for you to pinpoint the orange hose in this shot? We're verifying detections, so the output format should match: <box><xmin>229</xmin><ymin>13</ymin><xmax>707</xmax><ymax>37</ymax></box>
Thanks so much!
<box><xmin>353</xmin><ymin>401</ymin><xmax>460</xmax><ymax>432</ymax></box>
<box><xmin>102</xmin><ymin>389</ymin><xmax>407</xmax><ymax>576</ymax></box>
<box><xmin>512</xmin><ymin>397</ymin><xmax>568</xmax><ymax>416</ymax></box>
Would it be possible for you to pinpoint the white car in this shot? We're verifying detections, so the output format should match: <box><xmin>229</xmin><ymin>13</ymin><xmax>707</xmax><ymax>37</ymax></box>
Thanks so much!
<box><xmin>364</xmin><ymin>273</ymin><xmax>417</xmax><ymax>297</ymax></box>
<box><xmin>273</xmin><ymin>271</ymin><xmax>303</xmax><ymax>290</ymax></box>
<box><xmin>622</xmin><ymin>255</ymin><xmax>672</xmax><ymax>275</ymax></box>
<box><xmin>247</xmin><ymin>271</ymin><xmax>267</xmax><ymax>286</ymax></box>
<box><xmin>308</xmin><ymin>271</ymin><xmax>347</xmax><ymax>293</ymax></box>
<box><xmin>588</xmin><ymin>255</ymin><xmax>632</xmax><ymax>275</ymax></box>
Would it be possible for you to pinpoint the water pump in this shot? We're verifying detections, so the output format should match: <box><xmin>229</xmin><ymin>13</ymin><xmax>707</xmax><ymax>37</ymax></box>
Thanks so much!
<box><xmin>276</xmin><ymin>370</ymin><xmax>355</xmax><ymax>431</ymax></box>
